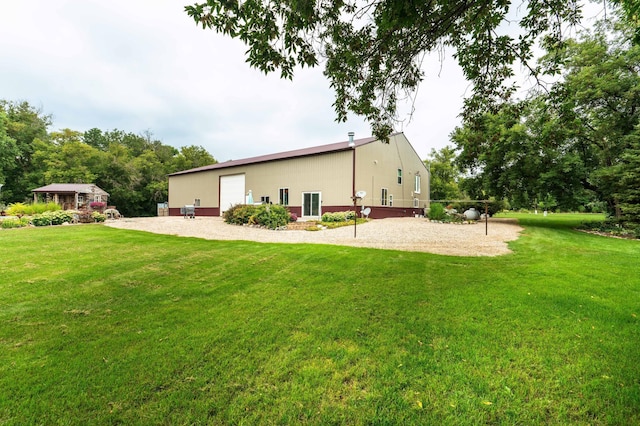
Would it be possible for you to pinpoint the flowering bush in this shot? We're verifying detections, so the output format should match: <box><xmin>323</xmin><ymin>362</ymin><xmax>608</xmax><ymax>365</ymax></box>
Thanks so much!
<box><xmin>90</xmin><ymin>201</ymin><xmax>106</xmax><ymax>210</ymax></box>
<box><xmin>289</xmin><ymin>212</ymin><xmax>298</xmax><ymax>222</ymax></box>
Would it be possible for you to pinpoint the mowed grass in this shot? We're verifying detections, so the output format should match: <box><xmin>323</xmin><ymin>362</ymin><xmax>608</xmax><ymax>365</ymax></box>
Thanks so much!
<box><xmin>0</xmin><ymin>214</ymin><xmax>639</xmax><ymax>425</ymax></box>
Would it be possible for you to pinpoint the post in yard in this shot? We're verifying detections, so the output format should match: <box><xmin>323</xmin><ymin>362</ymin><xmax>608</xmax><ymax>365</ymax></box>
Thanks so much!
<box><xmin>485</xmin><ymin>201</ymin><xmax>488</xmax><ymax>236</ymax></box>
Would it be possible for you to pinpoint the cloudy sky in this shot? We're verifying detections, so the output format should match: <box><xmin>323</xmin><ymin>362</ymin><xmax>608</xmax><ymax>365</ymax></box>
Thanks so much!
<box><xmin>2</xmin><ymin>1</ymin><xmax>486</xmax><ymax>162</ymax></box>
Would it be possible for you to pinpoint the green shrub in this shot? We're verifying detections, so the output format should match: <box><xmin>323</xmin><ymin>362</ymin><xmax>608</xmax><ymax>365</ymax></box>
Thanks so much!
<box><xmin>31</xmin><ymin>210</ymin><xmax>75</xmax><ymax>226</ymax></box>
<box><xmin>91</xmin><ymin>212</ymin><xmax>106</xmax><ymax>222</ymax></box>
<box><xmin>6</xmin><ymin>202</ymin><xmax>28</xmax><ymax>216</ymax></box>
<box><xmin>223</xmin><ymin>204</ymin><xmax>258</xmax><ymax>225</ymax></box>
<box><xmin>6</xmin><ymin>202</ymin><xmax>62</xmax><ymax>216</ymax></box>
<box><xmin>578</xmin><ymin>219</ymin><xmax>640</xmax><ymax>239</ymax></box>
<box><xmin>428</xmin><ymin>203</ymin><xmax>446</xmax><ymax>220</ymax></box>
<box><xmin>45</xmin><ymin>202</ymin><xmax>62</xmax><ymax>212</ymax></box>
<box><xmin>1</xmin><ymin>217</ymin><xmax>30</xmax><ymax>229</ymax></box>
<box><xmin>30</xmin><ymin>203</ymin><xmax>46</xmax><ymax>215</ymax></box>
<box><xmin>321</xmin><ymin>211</ymin><xmax>355</xmax><ymax>222</ymax></box>
<box><xmin>224</xmin><ymin>204</ymin><xmax>290</xmax><ymax>229</ymax></box>
<box><xmin>30</xmin><ymin>202</ymin><xmax>60</xmax><ymax>214</ymax></box>
<box><xmin>322</xmin><ymin>212</ymin><xmax>342</xmax><ymax>222</ymax></box>
<box><xmin>32</xmin><ymin>214</ymin><xmax>53</xmax><ymax>227</ymax></box>
<box><xmin>249</xmin><ymin>204</ymin><xmax>290</xmax><ymax>229</ymax></box>
<box><xmin>51</xmin><ymin>210</ymin><xmax>74</xmax><ymax>225</ymax></box>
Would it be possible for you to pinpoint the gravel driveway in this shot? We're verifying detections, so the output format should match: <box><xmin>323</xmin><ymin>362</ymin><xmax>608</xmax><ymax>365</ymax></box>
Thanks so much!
<box><xmin>105</xmin><ymin>216</ymin><xmax>523</xmax><ymax>256</ymax></box>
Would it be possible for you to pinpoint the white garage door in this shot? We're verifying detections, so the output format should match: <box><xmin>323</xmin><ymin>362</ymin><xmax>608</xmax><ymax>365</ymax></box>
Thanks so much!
<box><xmin>219</xmin><ymin>174</ymin><xmax>245</xmax><ymax>216</ymax></box>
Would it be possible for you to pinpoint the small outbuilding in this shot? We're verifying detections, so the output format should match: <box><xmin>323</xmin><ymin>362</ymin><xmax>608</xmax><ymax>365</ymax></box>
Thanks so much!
<box><xmin>168</xmin><ymin>132</ymin><xmax>430</xmax><ymax>219</ymax></box>
<box><xmin>32</xmin><ymin>183</ymin><xmax>110</xmax><ymax>210</ymax></box>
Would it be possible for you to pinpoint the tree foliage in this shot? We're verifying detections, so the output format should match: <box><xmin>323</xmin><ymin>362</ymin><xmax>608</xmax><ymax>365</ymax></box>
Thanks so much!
<box><xmin>423</xmin><ymin>146</ymin><xmax>462</xmax><ymax>201</ymax></box>
<box><xmin>0</xmin><ymin>110</ymin><xmax>19</xmax><ymax>190</ymax></box>
<box><xmin>185</xmin><ymin>0</ymin><xmax>594</xmax><ymax>139</ymax></box>
<box><xmin>453</xmin><ymin>18</ymin><xmax>640</xmax><ymax>220</ymax></box>
<box><xmin>617</xmin><ymin>128</ymin><xmax>640</xmax><ymax>221</ymax></box>
<box><xmin>617</xmin><ymin>0</ymin><xmax>640</xmax><ymax>44</ymax></box>
<box><xmin>0</xmin><ymin>100</ymin><xmax>51</xmax><ymax>203</ymax></box>
<box><xmin>0</xmin><ymin>101</ymin><xmax>217</xmax><ymax>216</ymax></box>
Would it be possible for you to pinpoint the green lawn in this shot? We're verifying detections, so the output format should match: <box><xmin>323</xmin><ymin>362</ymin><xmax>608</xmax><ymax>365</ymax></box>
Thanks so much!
<box><xmin>1</xmin><ymin>214</ymin><xmax>638</xmax><ymax>425</ymax></box>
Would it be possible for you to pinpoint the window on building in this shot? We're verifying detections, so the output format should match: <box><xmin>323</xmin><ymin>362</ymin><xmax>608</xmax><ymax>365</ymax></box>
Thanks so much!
<box><xmin>397</xmin><ymin>168</ymin><xmax>403</xmax><ymax>184</ymax></box>
<box><xmin>389</xmin><ymin>194</ymin><xmax>393</xmax><ymax>207</ymax></box>
<box><xmin>261</xmin><ymin>196</ymin><xmax>270</xmax><ymax>204</ymax></box>
<box><xmin>381</xmin><ymin>188</ymin><xmax>388</xmax><ymax>206</ymax></box>
<box><xmin>279</xmin><ymin>188</ymin><xmax>289</xmax><ymax>205</ymax></box>
<box><xmin>78</xmin><ymin>195</ymin><xmax>84</xmax><ymax>204</ymax></box>
<box><xmin>194</xmin><ymin>198</ymin><xmax>201</xmax><ymax>206</ymax></box>
<box><xmin>413</xmin><ymin>198</ymin><xmax>419</xmax><ymax>208</ymax></box>
<box><xmin>414</xmin><ymin>174</ymin><xmax>421</xmax><ymax>194</ymax></box>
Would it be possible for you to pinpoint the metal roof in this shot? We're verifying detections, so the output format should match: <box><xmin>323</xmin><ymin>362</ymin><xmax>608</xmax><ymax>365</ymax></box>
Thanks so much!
<box><xmin>168</xmin><ymin>134</ymin><xmax>389</xmax><ymax>177</ymax></box>
<box><xmin>32</xmin><ymin>183</ymin><xmax>110</xmax><ymax>196</ymax></box>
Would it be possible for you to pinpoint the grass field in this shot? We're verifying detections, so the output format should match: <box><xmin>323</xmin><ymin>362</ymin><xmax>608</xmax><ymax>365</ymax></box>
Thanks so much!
<box><xmin>1</xmin><ymin>214</ymin><xmax>638</xmax><ymax>424</ymax></box>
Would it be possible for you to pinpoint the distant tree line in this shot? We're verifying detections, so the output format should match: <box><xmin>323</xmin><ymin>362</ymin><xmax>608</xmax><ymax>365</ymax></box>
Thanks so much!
<box><xmin>0</xmin><ymin>100</ymin><xmax>216</xmax><ymax>216</ymax></box>
<box><xmin>425</xmin><ymin>16</ymin><xmax>640</xmax><ymax>226</ymax></box>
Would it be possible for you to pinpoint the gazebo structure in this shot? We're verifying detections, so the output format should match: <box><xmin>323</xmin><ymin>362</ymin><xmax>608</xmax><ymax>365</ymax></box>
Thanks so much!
<box><xmin>32</xmin><ymin>183</ymin><xmax>110</xmax><ymax>210</ymax></box>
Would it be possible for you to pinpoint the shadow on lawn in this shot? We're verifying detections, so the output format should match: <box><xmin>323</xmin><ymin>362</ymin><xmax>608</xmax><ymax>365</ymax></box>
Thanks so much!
<box><xmin>509</xmin><ymin>213</ymin><xmax>605</xmax><ymax>231</ymax></box>
<box><xmin>511</xmin><ymin>213</ymin><xmax>640</xmax><ymax>242</ymax></box>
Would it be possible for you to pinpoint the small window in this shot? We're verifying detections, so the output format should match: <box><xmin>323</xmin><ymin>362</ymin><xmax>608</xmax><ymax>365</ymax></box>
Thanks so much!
<box><xmin>389</xmin><ymin>194</ymin><xmax>393</xmax><ymax>207</ymax></box>
<box><xmin>194</xmin><ymin>198</ymin><xmax>201</xmax><ymax>206</ymax></box>
<box><xmin>261</xmin><ymin>196</ymin><xmax>270</xmax><ymax>204</ymax></box>
<box><xmin>279</xmin><ymin>188</ymin><xmax>289</xmax><ymax>206</ymax></box>
<box><xmin>414</xmin><ymin>175</ymin><xmax>421</xmax><ymax>194</ymax></box>
<box><xmin>413</xmin><ymin>198</ymin><xmax>419</xmax><ymax>208</ymax></box>
<box><xmin>397</xmin><ymin>169</ymin><xmax>402</xmax><ymax>185</ymax></box>
<box><xmin>381</xmin><ymin>188</ymin><xmax>388</xmax><ymax>206</ymax></box>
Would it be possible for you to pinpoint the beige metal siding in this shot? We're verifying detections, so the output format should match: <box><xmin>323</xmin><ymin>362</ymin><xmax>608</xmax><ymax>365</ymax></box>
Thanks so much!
<box><xmin>355</xmin><ymin>133</ymin><xmax>429</xmax><ymax>210</ymax></box>
<box><xmin>168</xmin><ymin>133</ymin><xmax>429</xmax><ymax>214</ymax></box>
<box><xmin>168</xmin><ymin>170</ymin><xmax>219</xmax><ymax>208</ymax></box>
<box><xmin>243</xmin><ymin>151</ymin><xmax>353</xmax><ymax>207</ymax></box>
<box><xmin>169</xmin><ymin>151</ymin><xmax>354</xmax><ymax>209</ymax></box>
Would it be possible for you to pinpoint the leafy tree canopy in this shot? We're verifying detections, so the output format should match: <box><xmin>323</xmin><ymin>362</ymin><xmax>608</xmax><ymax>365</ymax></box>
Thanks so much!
<box><xmin>0</xmin><ymin>101</ymin><xmax>51</xmax><ymax>203</ymax></box>
<box><xmin>184</xmin><ymin>0</ymin><xmax>635</xmax><ymax>140</ymax></box>
<box><xmin>617</xmin><ymin>127</ymin><xmax>640</xmax><ymax>221</ymax></box>
<box><xmin>424</xmin><ymin>146</ymin><xmax>462</xmax><ymax>202</ymax></box>
<box><xmin>453</xmin><ymin>17</ymin><xmax>640</xmax><ymax>219</ymax></box>
<box><xmin>618</xmin><ymin>0</ymin><xmax>640</xmax><ymax>43</ymax></box>
<box><xmin>0</xmin><ymin>102</ymin><xmax>218</xmax><ymax>216</ymax></box>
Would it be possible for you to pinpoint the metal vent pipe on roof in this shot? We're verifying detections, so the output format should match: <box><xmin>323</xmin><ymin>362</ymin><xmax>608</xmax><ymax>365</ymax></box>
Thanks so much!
<box><xmin>348</xmin><ymin>132</ymin><xmax>355</xmax><ymax>147</ymax></box>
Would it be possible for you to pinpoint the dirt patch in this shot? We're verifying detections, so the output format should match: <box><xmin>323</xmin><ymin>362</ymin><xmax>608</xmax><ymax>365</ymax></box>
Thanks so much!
<box><xmin>105</xmin><ymin>216</ymin><xmax>523</xmax><ymax>257</ymax></box>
